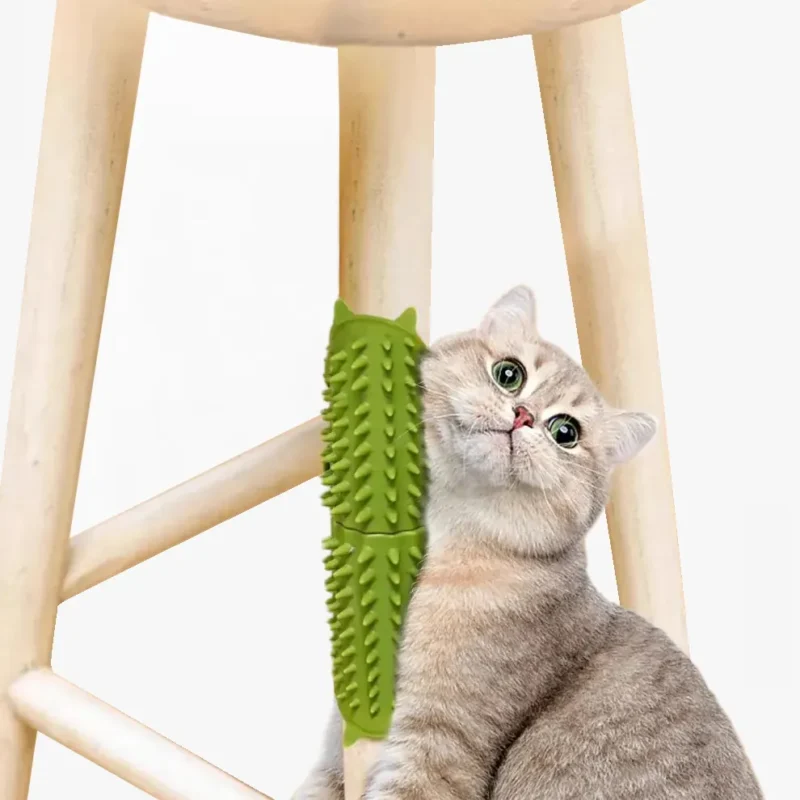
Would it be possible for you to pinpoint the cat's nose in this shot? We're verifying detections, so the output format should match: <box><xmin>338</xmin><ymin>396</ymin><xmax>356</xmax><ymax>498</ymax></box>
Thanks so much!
<box><xmin>512</xmin><ymin>406</ymin><xmax>534</xmax><ymax>430</ymax></box>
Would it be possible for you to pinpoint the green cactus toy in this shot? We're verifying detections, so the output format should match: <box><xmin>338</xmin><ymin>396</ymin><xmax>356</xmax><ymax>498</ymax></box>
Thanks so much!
<box><xmin>320</xmin><ymin>299</ymin><xmax>427</xmax><ymax>746</ymax></box>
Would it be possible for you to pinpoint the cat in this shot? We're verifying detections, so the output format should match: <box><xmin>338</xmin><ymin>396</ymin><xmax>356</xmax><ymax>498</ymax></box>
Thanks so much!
<box><xmin>295</xmin><ymin>285</ymin><xmax>762</xmax><ymax>800</ymax></box>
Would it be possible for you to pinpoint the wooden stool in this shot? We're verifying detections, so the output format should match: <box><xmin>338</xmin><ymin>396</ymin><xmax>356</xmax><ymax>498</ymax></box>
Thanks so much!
<box><xmin>0</xmin><ymin>1</ymin><xmax>686</xmax><ymax>798</ymax></box>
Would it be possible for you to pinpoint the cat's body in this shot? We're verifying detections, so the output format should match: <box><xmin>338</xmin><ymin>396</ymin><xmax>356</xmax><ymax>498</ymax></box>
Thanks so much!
<box><xmin>296</xmin><ymin>287</ymin><xmax>762</xmax><ymax>800</ymax></box>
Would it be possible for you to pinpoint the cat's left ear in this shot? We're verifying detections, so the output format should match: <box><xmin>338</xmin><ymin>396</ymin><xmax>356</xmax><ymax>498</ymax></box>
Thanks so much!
<box><xmin>604</xmin><ymin>410</ymin><xmax>658</xmax><ymax>465</ymax></box>
<box><xmin>478</xmin><ymin>285</ymin><xmax>538</xmax><ymax>343</ymax></box>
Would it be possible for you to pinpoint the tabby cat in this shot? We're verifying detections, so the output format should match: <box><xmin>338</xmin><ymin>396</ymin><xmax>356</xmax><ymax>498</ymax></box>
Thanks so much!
<box><xmin>296</xmin><ymin>286</ymin><xmax>762</xmax><ymax>800</ymax></box>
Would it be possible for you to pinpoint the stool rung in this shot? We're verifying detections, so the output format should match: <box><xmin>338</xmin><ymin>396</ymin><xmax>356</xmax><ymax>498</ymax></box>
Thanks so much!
<box><xmin>62</xmin><ymin>417</ymin><xmax>325</xmax><ymax>601</ymax></box>
<box><xmin>9</xmin><ymin>669</ymin><xmax>270</xmax><ymax>800</ymax></box>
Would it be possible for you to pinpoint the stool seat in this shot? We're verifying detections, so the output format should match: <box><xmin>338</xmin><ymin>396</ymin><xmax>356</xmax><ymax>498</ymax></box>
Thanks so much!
<box><xmin>145</xmin><ymin>0</ymin><xmax>644</xmax><ymax>46</ymax></box>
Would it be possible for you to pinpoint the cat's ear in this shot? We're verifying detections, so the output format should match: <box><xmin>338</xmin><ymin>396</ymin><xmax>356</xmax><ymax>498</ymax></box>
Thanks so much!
<box><xmin>604</xmin><ymin>410</ymin><xmax>658</xmax><ymax>465</ymax></box>
<box><xmin>478</xmin><ymin>285</ymin><xmax>538</xmax><ymax>343</ymax></box>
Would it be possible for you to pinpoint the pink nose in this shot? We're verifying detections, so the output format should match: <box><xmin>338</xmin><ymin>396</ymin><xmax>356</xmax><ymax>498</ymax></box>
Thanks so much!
<box><xmin>512</xmin><ymin>406</ymin><xmax>534</xmax><ymax>430</ymax></box>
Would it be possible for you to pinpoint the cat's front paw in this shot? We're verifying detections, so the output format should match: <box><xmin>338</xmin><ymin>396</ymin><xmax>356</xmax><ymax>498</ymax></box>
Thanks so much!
<box><xmin>291</xmin><ymin>767</ymin><xmax>344</xmax><ymax>800</ymax></box>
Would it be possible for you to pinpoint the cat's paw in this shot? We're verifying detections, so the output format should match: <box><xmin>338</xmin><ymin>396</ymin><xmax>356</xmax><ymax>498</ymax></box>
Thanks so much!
<box><xmin>291</xmin><ymin>768</ymin><xmax>344</xmax><ymax>800</ymax></box>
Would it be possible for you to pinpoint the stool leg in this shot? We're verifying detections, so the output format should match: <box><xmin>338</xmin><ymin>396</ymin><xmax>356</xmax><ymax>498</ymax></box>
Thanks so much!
<box><xmin>0</xmin><ymin>2</ymin><xmax>148</xmax><ymax>797</ymax></box>
<box><xmin>338</xmin><ymin>45</ymin><xmax>436</xmax><ymax>799</ymax></box>
<box><xmin>533</xmin><ymin>17</ymin><xmax>688</xmax><ymax>651</ymax></box>
<box><xmin>339</xmin><ymin>47</ymin><xmax>435</xmax><ymax>342</ymax></box>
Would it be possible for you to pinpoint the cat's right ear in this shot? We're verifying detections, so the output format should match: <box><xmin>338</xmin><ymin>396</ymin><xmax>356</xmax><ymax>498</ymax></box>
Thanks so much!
<box><xmin>603</xmin><ymin>410</ymin><xmax>658</xmax><ymax>465</ymax></box>
<box><xmin>478</xmin><ymin>285</ymin><xmax>538</xmax><ymax>344</ymax></box>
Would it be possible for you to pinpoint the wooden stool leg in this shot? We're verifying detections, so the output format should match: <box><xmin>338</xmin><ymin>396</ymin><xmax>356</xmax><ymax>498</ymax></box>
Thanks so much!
<box><xmin>338</xmin><ymin>45</ymin><xmax>436</xmax><ymax>799</ymax></box>
<box><xmin>0</xmin><ymin>2</ymin><xmax>148</xmax><ymax>797</ymax></box>
<box><xmin>339</xmin><ymin>47</ymin><xmax>435</xmax><ymax>342</ymax></box>
<box><xmin>533</xmin><ymin>16</ymin><xmax>688</xmax><ymax>652</ymax></box>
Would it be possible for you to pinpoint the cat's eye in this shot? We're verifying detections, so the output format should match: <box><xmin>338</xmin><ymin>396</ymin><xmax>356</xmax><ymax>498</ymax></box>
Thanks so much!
<box><xmin>547</xmin><ymin>415</ymin><xmax>581</xmax><ymax>449</ymax></box>
<box><xmin>491</xmin><ymin>359</ymin><xmax>526</xmax><ymax>393</ymax></box>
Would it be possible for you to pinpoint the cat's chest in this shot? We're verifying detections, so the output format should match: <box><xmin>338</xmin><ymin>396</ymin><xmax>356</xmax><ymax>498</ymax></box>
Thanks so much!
<box><xmin>403</xmin><ymin>556</ymin><xmax>534</xmax><ymax>643</ymax></box>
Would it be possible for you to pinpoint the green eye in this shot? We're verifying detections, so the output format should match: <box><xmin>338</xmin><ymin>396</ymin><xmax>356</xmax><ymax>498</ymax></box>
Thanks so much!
<box><xmin>491</xmin><ymin>359</ymin><xmax>526</xmax><ymax>393</ymax></box>
<box><xmin>547</xmin><ymin>415</ymin><xmax>581</xmax><ymax>448</ymax></box>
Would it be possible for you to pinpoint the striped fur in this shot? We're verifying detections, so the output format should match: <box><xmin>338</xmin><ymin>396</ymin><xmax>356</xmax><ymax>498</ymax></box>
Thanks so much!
<box><xmin>295</xmin><ymin>286</ymin><xmax>761</xmax><ymax>800</ymax></box>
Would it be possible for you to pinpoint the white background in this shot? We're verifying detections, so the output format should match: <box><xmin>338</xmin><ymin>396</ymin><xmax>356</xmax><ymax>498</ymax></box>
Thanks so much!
<box><xmin>1</xmin><ymin>1</ymin><xmax>798</xmax><ymax>798</ymax></box>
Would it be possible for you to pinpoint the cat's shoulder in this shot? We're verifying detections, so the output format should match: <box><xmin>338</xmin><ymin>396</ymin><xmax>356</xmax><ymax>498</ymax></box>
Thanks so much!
<box><xmin>593</xmin><ymin>606</ymin><xmax>706</xmax><ymax>693</ymax></box>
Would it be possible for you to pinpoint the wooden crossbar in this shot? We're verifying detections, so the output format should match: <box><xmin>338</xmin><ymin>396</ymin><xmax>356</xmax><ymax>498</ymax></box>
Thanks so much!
<box><xmin>8</xmin><ymin>669</ymin><xmax>271</xmax><ymax>800</ymax></box>
<box><xmin>62</xmin><ymin>417</ymin><xmax>325</xmax><ymax>601</ymax></box>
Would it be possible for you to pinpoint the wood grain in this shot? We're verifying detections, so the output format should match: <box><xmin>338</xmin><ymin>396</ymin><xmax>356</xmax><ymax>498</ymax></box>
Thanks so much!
<box><xmin>143</xmin><ymin>0</ymin><xmax>644</xmax><ymax>46</ymax></box>
<box><xmin>9</xmin><ymin>670</ymin><xmax>271</xmax><ymax>800</ymax></box>
<box><xmin>0</xmin><ymin>2</ymin><xmax>148</xmax><ymax>796</ymax></box>
<box><xmin>63</xmin><ymin>417</ymin><xmax>325</xmax><ymax>601</ymax></box>
<box><xmin>339</xmin><ymin>46</ymin><xmax>435</xmax><ymax>342</ymax></box>
<box><xmin>533</xmin><ymin>16</ymin><xmax>688</xmax><ymax>651</ymax></box>
<box><xmin>338</xmin><ymin>45</ymin><xmax>435</xmax><ymax>799</ymax></box>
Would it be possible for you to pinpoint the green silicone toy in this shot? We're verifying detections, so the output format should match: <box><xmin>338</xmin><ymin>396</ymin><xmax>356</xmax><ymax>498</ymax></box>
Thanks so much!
<box><xmin>320</xmin><ymin>299</ymin><xmax>427</xmax><ymax>746</ymax></box>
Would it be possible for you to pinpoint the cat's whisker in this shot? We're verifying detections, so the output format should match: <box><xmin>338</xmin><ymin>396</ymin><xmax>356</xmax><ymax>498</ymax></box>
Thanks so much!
<box><xmin>566</xmin><ymin>460</ymin><xmax>607</xmax><ymax>478</ymax></box>
<box><xmin>461</xmin><ymin>417</ymin><xmax>480</xmax><ymax>479</ymax></box>
<box><xmin>549</xmin><ymin>460</ymin><xmax>599</xmax><ymax>488</ymax></box>
<box><xmin>548</xmin><ymin>461</ymin><xmax>602</xmax><ymax>496</ymax></box>
<box><xmin>419</xmin><ymin>387</ymin><xmax>453</xmax><ymax>401</ymax></box>
<box><xmin>397</xmin><ymin>413</ymin><xmax>463</xmax><ymax>445</ymax></box>
<box><xmin>554</xmin><ymin>480</ymin><xmax>583</xmax><ymax>518</ymax></box>
<box><xmin>536</xmin><ymin>479</ymin><xmax>560</xmax><ymax>532</ymax></box>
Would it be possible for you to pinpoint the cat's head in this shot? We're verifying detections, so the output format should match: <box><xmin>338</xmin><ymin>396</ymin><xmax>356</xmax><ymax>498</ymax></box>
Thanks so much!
<box><xmin>421</xmin><ymin>285</ymin><xmax>657</xmax><ymax>556</ymax></box>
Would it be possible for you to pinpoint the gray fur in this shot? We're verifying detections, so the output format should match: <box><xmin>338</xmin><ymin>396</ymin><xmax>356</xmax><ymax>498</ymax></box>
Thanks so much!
<box><xmin>295</xmin><ymin>286</ymin><xmax>761</xmax><ymax>800</ymax></box>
